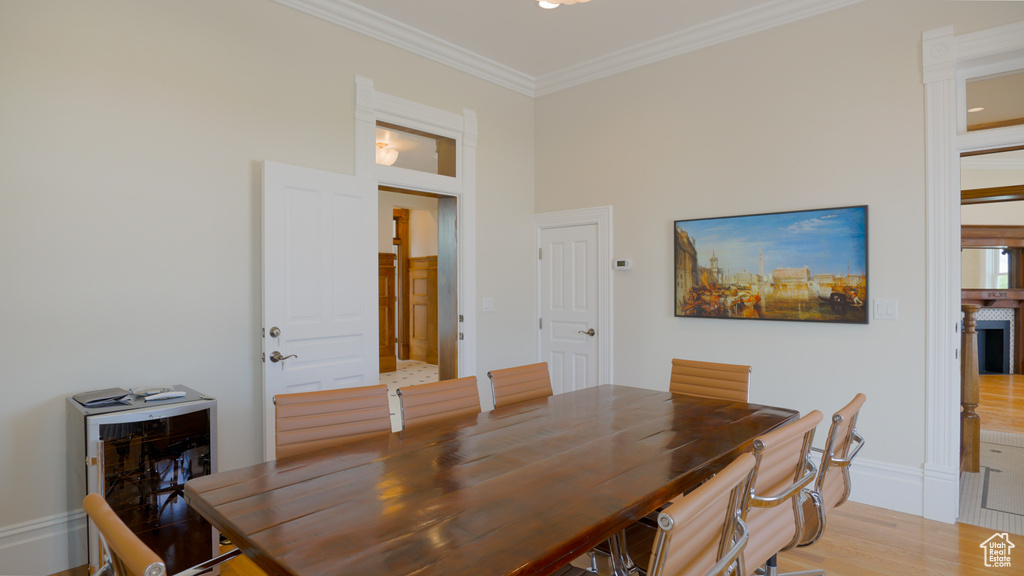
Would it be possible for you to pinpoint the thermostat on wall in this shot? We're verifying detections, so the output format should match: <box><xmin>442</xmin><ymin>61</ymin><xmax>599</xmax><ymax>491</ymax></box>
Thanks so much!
<box><xmin>613</xmin><ymin>258</ymin><xmax>632</xmax><ymax>270</ymax></box>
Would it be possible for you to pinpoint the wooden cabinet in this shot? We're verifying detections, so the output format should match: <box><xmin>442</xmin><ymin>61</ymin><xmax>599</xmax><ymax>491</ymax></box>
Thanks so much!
<box><xmin>410</xmin><ymin>256</ymin><xmax>438</xmax><ymax>365</ymax></box>
<box><xmin>379</xmin><ymin>253</ymin><xmax>397</xmax><ymax>373</ymax></box>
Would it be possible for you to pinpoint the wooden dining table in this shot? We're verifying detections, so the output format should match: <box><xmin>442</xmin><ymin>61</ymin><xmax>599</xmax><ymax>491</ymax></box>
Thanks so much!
<box><xmin>184</xmin><ymin>385</ymin><xmax>798</xmax><ymax>576</ymax></box>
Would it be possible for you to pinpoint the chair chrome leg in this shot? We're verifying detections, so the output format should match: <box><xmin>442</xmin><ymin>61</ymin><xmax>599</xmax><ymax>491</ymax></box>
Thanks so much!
<box><xmin>607</xmin><ymin>530</ymin><xmax>642</xmax><ymax>576</ymax></box>
<box><xmin>762</xmin><ymin>554</ymin><xmax>826</xmax><ymax>576</ymax></box>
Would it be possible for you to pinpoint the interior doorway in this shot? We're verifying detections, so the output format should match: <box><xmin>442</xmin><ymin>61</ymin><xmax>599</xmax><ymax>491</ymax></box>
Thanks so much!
<box><xmin>355</xmin><ymin>76</ymin><xmax>478</xmax><ymax>393</ymax></box>
<box><xmin>378</xmin><ymin>187</ymin><xmax>458</xmax><ymax>392</ymax></box>
<box><xmin>958</xmin><ymin>147</ymin><xmax>1024</xmax><ymax>533</ymax></box>
<box><xmin>921</xmin><ymin>22</ymin><xmax>1024</xmax><ymax>524</ymax></box>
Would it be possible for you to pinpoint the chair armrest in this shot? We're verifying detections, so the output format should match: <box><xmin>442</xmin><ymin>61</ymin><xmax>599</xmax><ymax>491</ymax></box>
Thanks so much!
<box><xmin>827</xmin><ymin>430</ymin><xmax>864</xmax><ymax>468</ymax></box>
<box><xmin>749</xmin><ymin>458</ymin><xmax>817</xmax><ymax>508</ymax></box>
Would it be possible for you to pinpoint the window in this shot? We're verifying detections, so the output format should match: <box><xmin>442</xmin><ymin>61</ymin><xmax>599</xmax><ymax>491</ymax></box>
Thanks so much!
<box><xmin>966</xmin><ymin>70</ymin><xmax>1024</xmax><ymax>131</ymax></box>
<box><xmin>375</xmin><ymin>122</ymin><xmax>457</xmax><ymax>177</ymax></box>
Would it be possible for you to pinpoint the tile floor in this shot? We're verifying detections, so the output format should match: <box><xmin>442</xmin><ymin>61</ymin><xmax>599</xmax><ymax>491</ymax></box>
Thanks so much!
<box><xmin>380</xmin><ymin>359</ymin><xmax>439</xmax><ymax>431</ymax></box>
<box><xmin>959</xmin><ymin>429</ymin><xmax>1024</xmax><ymax>535</ymax></box>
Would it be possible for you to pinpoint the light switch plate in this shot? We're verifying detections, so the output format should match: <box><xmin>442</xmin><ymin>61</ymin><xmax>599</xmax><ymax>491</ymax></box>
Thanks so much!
<box><xmin>482</xmin><ymin>297</ymin><xmax>494</xmax><ymax>312</ymax></box>
<box><xmin>873</xmin><ymin>299</ymin><xmax>898</xmax><ymax>320</ymax></box>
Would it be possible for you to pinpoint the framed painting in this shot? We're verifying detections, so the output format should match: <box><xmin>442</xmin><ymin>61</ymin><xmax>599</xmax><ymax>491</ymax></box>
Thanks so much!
<box><xmin>674</xmin><ymin>205</ymin><xmax>868</xmax><ymax>323</ymax></box>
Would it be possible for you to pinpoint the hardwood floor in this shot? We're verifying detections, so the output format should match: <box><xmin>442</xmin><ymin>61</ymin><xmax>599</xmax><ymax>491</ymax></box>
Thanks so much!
<box><xmin>977</xmin><ymin>373</ymin><xmax>1024</xmax><ymax>434</ymax></box>
<box><xmin>779</xmin><ymin>502</ymin><xmax>1021</xmax><ymax>575</ymax></box>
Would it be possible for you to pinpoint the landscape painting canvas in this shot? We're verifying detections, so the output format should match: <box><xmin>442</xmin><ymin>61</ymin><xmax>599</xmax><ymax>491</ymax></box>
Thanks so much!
<box><xmin>674</xmin><ymin>205</ymin><xmax>868</xmax><ymax>323</ymax></box>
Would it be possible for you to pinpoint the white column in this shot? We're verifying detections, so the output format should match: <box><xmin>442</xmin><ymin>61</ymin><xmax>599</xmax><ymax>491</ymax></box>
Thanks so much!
<box><xmin>921</xmin><ymin>26</ymin><xmax>961</xmax><ymax>524</ymax></box>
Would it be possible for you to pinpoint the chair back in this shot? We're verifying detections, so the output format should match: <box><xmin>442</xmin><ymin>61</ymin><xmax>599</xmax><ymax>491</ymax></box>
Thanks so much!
<box><xmin>669</xmin><ymin>358</ymin><xmax>750</xmax><ymax>402</ymax></box>
<box><xmin>741</xmin><ymin>411</ymin><xmax>822</xmax><ymax>572</ymax></box>
<box><xmin>799</xmin><ymin>393</ymin><xmax>866</xmax><ymax>546</ymax></box>
<box><xmin>648</xmin><ymin>453</ymin><xmax>756</xmax><ymax>576</ymax></box>
<box><xmin>83</xmin><ymin>492</ymin><xmax>166</xmax><ymax>576</ymax></box>
<box><xmin>487</xmin><ymin>362</ymin><xmax>553</xmax><ymax>408</ymax></box>
<box><xmin>398</xmin><ymin>376</ymin><xmax>481</xmax><ymax>429</ymax></box>
<box><xmin>275</xmin><ymin>384</ymin><xmax>392</xmax><ymax>459</ymax></box>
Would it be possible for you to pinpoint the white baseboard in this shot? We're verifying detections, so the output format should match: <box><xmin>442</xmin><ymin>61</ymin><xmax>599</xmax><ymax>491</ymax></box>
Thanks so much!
<box><xmin>922</xmin><ymin>463</ymin><xmax>960</xmax><ymax>523</ymax></box>
<box><xmin>0</xmin><ymin>510</ymin><xmax>86</xmax><ymax>575</ymax></box>
<box><xmin>847</xmin><ymin>457</ymin><xmax>962</xmax><ymax>524</ymax></box>
<box><xmin>847</xmin><ymin>457</ymin><xmax>927</xmax><ymax>518</ymax></box>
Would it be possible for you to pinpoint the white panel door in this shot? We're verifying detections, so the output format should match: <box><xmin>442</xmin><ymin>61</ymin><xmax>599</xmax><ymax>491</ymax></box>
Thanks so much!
<box><xmin>262</xmin><ymin>161</ymin><xmax>378</xmax><ymax>460</ymax></box>
<box><xmin>540</xmin><ymin>224</ymin><xmax>599</xmax><ymax>394</ymax></box>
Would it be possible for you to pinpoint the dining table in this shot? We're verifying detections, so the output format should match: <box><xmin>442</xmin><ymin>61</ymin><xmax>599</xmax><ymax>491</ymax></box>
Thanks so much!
<box><xmin>183</xmin><ymin>384</ymin><xmax>798</xmax><ymax>576</ymax></box>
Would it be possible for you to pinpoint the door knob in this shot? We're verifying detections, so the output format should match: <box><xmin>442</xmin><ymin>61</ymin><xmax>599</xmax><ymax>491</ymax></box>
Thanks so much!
<box><xmin>578</xmin><ymin>328</ymin><xmax>596</xmax><ymax>336</ymax></box>
<box><xmin>269</xmin><ymin>351</ymin><xmax>298</xmax><ymax>363</ymax></box>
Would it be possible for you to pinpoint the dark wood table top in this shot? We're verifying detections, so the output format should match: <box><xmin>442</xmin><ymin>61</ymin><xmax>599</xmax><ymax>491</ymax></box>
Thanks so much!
<box><xmin>184</xmin><ymin>385</ymin><xmax>797</xmax><ymax>576</ymax></box>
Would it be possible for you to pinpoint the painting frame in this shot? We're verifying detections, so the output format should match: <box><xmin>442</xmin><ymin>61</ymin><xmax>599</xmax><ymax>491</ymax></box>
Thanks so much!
<box><xmin>674</xmin><ymin>205</ymin><xmax>868</xmax><ymax>324</ymax></box>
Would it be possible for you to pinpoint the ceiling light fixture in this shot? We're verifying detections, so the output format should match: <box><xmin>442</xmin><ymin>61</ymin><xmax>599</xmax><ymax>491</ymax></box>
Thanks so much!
<box><xmin>538</xmin><ymin>0</ymin><xmax>590</xmax><ymax>9</ymax></box>
<box><xmin>375</xmin><ymin>142</ymin><xmax>399</xmax><ymax>166</ymax></box>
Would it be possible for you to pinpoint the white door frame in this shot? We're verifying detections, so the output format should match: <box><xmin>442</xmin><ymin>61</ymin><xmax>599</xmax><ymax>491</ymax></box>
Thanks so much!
<box><xmin>922</xmin><ymin>20</ymin><xmax>1024</xmax><ymax>523</ymax></box>
<box><xmin>534</xmin><ymin>206</ymin><xmax>613</xmax><ymax>385</ymax></box>
<box><xmin>354</xmin><ymin>76</ymin><xmax>478</xmax><ymax>381</ymax></box>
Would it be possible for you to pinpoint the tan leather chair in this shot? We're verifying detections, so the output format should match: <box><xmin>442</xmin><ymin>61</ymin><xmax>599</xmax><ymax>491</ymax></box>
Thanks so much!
<box><xmin>83</xmin><ymin>492</ymin><xmax>241</xmax><ymax>576</ymax></box>
<box><xmin>397</xmin><ymin>376</ymin><xmax>481</xmax><ymax>429</ymax></box>
<box><xmin>558</xmin><ymin>453</ymin><xmax>756</xmax><ymax>576</ymax></box>
<box><xmin>786</xmin><ymin>394</ymin><xmax>866</xmax><ymax>575</ymax></box>
<box><xmin>647</xmin><ymin>452</ymin><xmax>756</xmax><ymax>576</ymax></box>
<box><xmin>274</xmin><ymin>384</ymin><xmax>392</xmax><ymax>459</ymax></box>
<box><xmin>487</xmin><ymin>362</ymin><xmax>553</xmax><ymax>408</ymax></box>
<box><xmin>669</xmin><ymin>358</ymin><xmax>750</xmax><ymax>402</ymax></box>
<box><xmin>742</xmin><ymin>411</ymin><xmax>822</xmax><ymax>576</ymax></box>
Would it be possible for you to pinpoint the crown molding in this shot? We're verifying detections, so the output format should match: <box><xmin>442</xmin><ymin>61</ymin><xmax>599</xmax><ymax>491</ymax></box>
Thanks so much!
<box><xmin>273</xmin><ymin>0</ymin><xmax>864</xmax><ymax>98</ymax></box>
<box><xmin>272</xmin><ymin>0</ymin><xmax>536</xmax><ymax>96</ymax></box>
<box><xmin>535</xmin><ymin>0</ymin><xmax>865</xmax><ymax>95</ymax></box>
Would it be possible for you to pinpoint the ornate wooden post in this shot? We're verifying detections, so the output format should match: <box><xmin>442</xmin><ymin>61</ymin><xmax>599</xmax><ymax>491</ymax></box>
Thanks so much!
<box><xmin>961</xmin><ymin>304</ymin><xmax>981</xmax><ymax>473</ymax></box>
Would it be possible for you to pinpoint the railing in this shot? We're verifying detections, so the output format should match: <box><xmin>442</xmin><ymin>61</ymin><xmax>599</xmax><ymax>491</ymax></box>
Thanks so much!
<box><xmin>961</xmin><ymin>304</ymin><xmax>981</xmax><ymax>473</ymax></box>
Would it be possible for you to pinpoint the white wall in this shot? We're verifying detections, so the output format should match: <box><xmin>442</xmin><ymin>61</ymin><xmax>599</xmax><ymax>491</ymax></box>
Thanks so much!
<box><xmin>962</xmin><ymin>152</ymin><xmax>1024</xmax><ymax>190</ymax></box>
<box><xmin>409</xmin><ymin>210</ymin><xmax>439</xmax><ymax>258</ymax></box>
<box><xmin>534</xmin><ymin>0</ymin><xmax>1024</xmax><ymax>514</ymax></box>
<box><xmin>0</xmin><ymin>1</ymin><xmax>536</xmax><ymax>573</ymax></box>
<box><xmin>961</xmin><ymin>151</ymin><xmax>1024</xmax><ymax>225</ymax></box>
<box><xmin>378</xmin><ymin>191</ymin><xmax>439</xmax><ymax>255</ymax></box>
<box><xmin>962</xmin><ymin>200</ymin><xmax>1024</xmax><ymax>226</ymax></box>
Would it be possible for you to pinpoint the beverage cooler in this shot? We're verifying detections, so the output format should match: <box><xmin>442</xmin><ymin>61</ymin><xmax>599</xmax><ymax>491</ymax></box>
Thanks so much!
<box><xmin>66</xmin><ymin>386</ymin><xmax>218</xmax><ymax>574</ymax></box>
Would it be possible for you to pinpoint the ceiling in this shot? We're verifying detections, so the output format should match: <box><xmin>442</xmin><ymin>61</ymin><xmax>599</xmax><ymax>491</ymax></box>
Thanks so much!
<box><xmin>272</xmin><ymin>0</ymin><xmax>864</xmax><ymax>96</ymax></box>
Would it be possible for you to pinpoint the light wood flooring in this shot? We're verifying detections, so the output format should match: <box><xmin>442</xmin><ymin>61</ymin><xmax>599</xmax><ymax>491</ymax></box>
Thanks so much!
<box><xmin>778</xmin><ymin>502</ymin><xmax>1021</xmax><ymax>575</ymax></box>
<box><xmin>977</xmin><ymin>373</ymin><xmax>1024</xmax><ymax>435</ymax></box>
